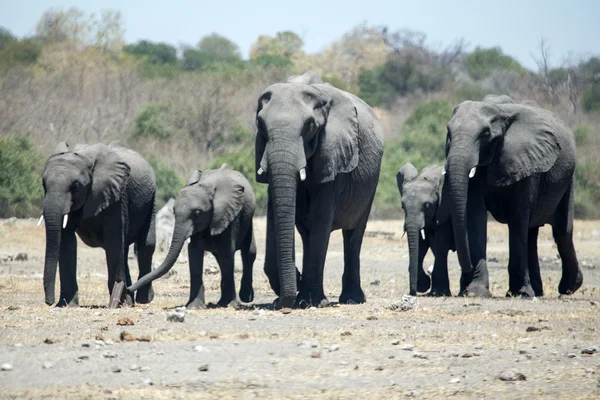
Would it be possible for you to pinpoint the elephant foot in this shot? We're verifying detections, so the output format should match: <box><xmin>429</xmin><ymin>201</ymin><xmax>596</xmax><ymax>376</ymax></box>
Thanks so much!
<box><xmin>506</xmin><ymin>284</ymin><xmax>535</xmax><ymax>298</ymax></box>
<box><xmin>186</xmin><ymin>299</ymin><xmax>207</xmax><ymax>310</ymax></box>
<box><xmin>295</xmin><ymin>290</ymin><xmax>329</xmax><ymax>309</ymax></box>
<box><xmin>558</xmin><ymin>268</ymin><xmax>583</xmax><ymax>295</ymax></box>
<box><xmin>339</xmin><ymin>286</ymin><xmax>366</xmax><ymax>305</ymax></box>
<box><xmin>417</xmin><ymin>275</ymin><xmax>431</xmax><ymax>293</ymax></box>
<box><xmin>459</xmin><ymin>283</ymin><xmax>492</xmax><ymax>298</ymax></box>
<box><xmin>135</xmin><ymin>285</ymin><xmax>154</xmax><ymax>304</ymax></box>
<box><xmin>55</xmin><ymin>292</ymin><xmax>79</xmax><ymax>307</ymax></box>
<box><xmin>216</xmin><ymin>296</ymin><xmax>241</xmax><ymax>309</ymax></box>
<box><xmin>273</xmin><ymin>296</ymin><xmax>296</xmax><ymax>310</ymax></box>
<box><xmin>239</xmin><ymin>286</ymin><xmax>254</xmax><ymax>303</ymax></box>
<box><xmin>427</xmin><ymin>288</ymin><xmax>451</xmax><ymax>297</ymax></box>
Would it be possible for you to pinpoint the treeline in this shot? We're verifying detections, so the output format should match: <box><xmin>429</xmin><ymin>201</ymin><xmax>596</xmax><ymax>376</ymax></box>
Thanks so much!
<box><xmin>0</xmin><ymin>8</ymin><xmax>599</xmax><ymax>219</ymax></box>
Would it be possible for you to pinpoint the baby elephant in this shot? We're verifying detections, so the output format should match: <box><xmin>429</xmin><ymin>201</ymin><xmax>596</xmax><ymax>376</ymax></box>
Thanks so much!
<box><xmin>128</xmin><ymin>164</ymin><xmax>256</xmax><ymax>309</ymax></box>
<box><xmin>397</xmin><ymin>163</ymin><xmax>454</xmax><ymax>296</ymax></box>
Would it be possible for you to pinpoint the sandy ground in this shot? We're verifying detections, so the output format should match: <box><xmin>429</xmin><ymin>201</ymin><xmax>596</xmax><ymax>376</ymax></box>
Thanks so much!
<box><xmin>0</xmin><ymin>217</ymin><xmax>599</xmax><ymax>399</ymax></box>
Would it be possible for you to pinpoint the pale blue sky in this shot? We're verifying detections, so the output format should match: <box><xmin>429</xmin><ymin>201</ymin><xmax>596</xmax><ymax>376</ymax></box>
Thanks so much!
<box><xmin>1</xmin><ymin>0</ymin><xmax>598</xmax><ymax>69</ymax></box>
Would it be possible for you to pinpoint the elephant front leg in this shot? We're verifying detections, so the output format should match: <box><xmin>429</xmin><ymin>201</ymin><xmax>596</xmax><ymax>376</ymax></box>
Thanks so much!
<box><xmin>429</xmin><ymin>227</ymin><xmax>451</xmax><ymax>296</ymax></box>
<box><xmin>186</xmin><ymin>235</ymin><xmax>206</xmax><ymax>309</ymax></box>
<box><xmin>506</xmin><ymin>221</ymin><xmax>535</xmax><ymax>298</ymax></box>
<box><xmin>216</xmin><ymin>248</ymin><xmax>239</xmax><ymax>308</ymax></box>
<box><xmin>56</xmin><ymin>225</ymin><xmax>79</xmax><ymax>307</ymax></box>
<box><xmin>239</xmin><ymin>227</ymin><xmax>256</xmax><ymax>303</ymax></box>
<box><xmin>134</xmin><ymin>206</ymin><xmax>156</xmax><ymax>304</ymax></box>
<box><xmin>106</xmin><ymin>210</ymin><xmax>133</xmax><ymax>308</ymax></box>
<box><xmin>527</xmin><ymin>227</ymin><xmax>543</xmax><ymax>296</ymax></box>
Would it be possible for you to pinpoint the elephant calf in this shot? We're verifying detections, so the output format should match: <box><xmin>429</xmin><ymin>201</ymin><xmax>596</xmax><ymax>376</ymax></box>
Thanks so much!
<box><xmin>397</xmin><ymin>163</ymin><xmax>454</xmax><ymax>296</ymax></box>
<box><xmin>128</xmin><ymin>164</ymin><xmax>256</xmax><ymax>309</ymax></box>
<box><xmin>41</xmin><ymin>141</ymin><xmax>156</xmax><ymax>308</ymax></box>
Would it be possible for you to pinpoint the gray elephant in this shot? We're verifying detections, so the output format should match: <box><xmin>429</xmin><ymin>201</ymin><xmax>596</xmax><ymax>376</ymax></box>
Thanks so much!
<box><xmin>41</xmin><ymin>141</ymin><xmax>156</xmax><ymax>307</ymax></box>
<box><xmin>444</xmin><ymin>94</ymin><xmax>583</xmax><ymax>297</ymax></box>
<box><xmin>255</xmin><ymin>71</ymin><xmax>384</xmax><ymax>308</ymax></box>
<box><xmin>397</xmin><ymin>163</ymin><xmax>454</xmax><ymax>296</ymax></box>
<box><xmin>127</xmin><ymin>164</ymin><xmax>256</xmax><ymax>309</ymax></box>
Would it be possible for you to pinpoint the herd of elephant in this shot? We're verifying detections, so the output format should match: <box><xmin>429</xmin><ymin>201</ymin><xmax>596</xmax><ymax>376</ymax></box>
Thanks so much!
<box><xmin>37</xmin><ymin>72</ymin><xmax>583</xmax><ymax>310</ymax></box>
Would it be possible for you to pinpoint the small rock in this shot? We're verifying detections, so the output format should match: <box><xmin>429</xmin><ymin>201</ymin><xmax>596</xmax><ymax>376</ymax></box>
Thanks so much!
<box><xmin>310</xmin><ymin>351</ymin><xmax>321</xmax><ymax>358</ymax></box>
<box><xmin>328</xmin><ymin>345</ymin><xmax>340</xmax><ymax>352</ymax></box>
<box><xmin>447</xmin><ymin>351</ymin><xmax>460</xmax><ymax>358</ymax></box>
<box><xmin>1</xmin><ymin>363</ymin><xmax>13</xmax><ymax>371</ymax></box>
<box><xmin>175</xmin><ymin>306</ymin><xmax>187</xmax><ymax>312</ymax></box>
<box><xmin>591</xmin><ymin>300</ymin><xmax>599</xmax><ymax>307</ymax></box>
<box><xmin>367</xmin><ymin>315</ymin><xmax>378</xmax><ymax>321</ymax></box>
<box><xmin>140</xmin><ymin>366</ymin><xmax>151</xmax><ymax>372</ymax></box>
<box><xmin>42</xmin><ymin>361</ymin><xmax>54</xmax><ymax>369</ymax></box>
<box><xmin>401</xmin><ymin>344</ymin><xmax>414</xmax><ymax>351</ymax></box>
<box><xmin>370</xmin><ymin>280</ymin><xmax>380</xmax><ymax>286</ymax></box>
<box><xmin>475</xmin><ymin>343</ymin><xmax>484</xmax><ymax>350</ymax></box>
<box><xmin>519</xmin><ymin>350</ymin><xmax>528</xmax><ymax>355</ymax></box>
<box><xmin>78</xmin><ymin>355</ymin><xmax>89</xmax><ymax>360</ymax></box>
<box><xmin>449</xmin><ymin>378</ymin><xmax>460</xmax><ymax>383</ymax></box>
<box><xmin>585</xmin><ymin>368</ymin><xmax>595</xmax><ymax>374</ymax></box>
<box><xmin>15</xmin><ymin>253</ymin><xmax>28</xmax><ymax>261</ymax></box>
<box><xmin>166</xmin><ymin>312</ymin><xmax>185</xmax><ymax>322</ymax></box>
<box><xmin>103</xmin><ymin>351</ymin><xmax>118</xmax><ymax>359</ymax></box>
<box><xmin>386</xmin><ymin>295</ymin><xmax>417</xmax><ymax>311</ymax></box>
<box><xmin>308</xmin><ymin>306</ymin><xmax>317</xmax><ymax>311</ymax></box>
<box><xmin>526</xmin><ymin>326</ymin><xmax>541</xmax><ymax>332</ymax></box>
<box><xmin>498</xmin><ymin>369</ymin><xmax>526</xmax><ymax>381</ymax></box>
<box><xmin>137</xmin><ymin>335</ymin><xmax>151</xmax><ymax>342</ymax></box>
<box><xmin>43</xmin><ymin>338</ymin><xmax>56</xmax><ymax>344</ymax></box>
<box><xmin>13</xmin><ymin>343</ymin><xmax>23</xmax><ymax>348</ymax></box>
<box><xmin>390</xmin><ymin>340</ymin><xmax>400</xmax><ymax>346</ymax></box>
<box><xmin>111</xmin><ymin>366</ymin><xmax>121</xmax><ymax>373</ymax></box>
<box><xmin>404</xmin><ymin>390</ymin><xmax>420</xmax><ymax>397</ymax></box>
<box><xmin>567</xmin><ymin>353</ymin><xmax>577</xmax><ymax>358</ymax></box>
<box><xmin>117</xmin><ymin>317</ymin><xmax>134</xmax><ymax>326</ymax></box>
<box><xmin>582</xmin><ymin>346</ymin><xmax>598</xmax><ymax>355</ymax></box>
<box><xmin>340</xmin><ymin>331</ymin><xmax>352</xmax><ymax>336</ymax></box>
<box><xmin>141</xmin><ymin>378</ymin><xmax>153</xmax><ymax>386</ymax></box>
<box><xmin>462</xmin><ymin>353</ymin><xmax>476</xmax><ymax>358</ymax></box>
<box><xmin>7</xmin><ymin>305</ymin><xmax>19</xmax><ymax>311</ymax></box>
<box><xmin>194</xmin><ymin>345</ymin><xmax>208</xmax><ymax>352</ymax></box>
<box><xmin>280</xmin><ymin>308</ymin><xmax>292</xmax><ymax>315</ymax></box>
<box><xmin>95</xmin><ymin>334</ymin><xmax>104</xmax><ymax>341</ymax></box>
<box><xmin>252</xmin><ymin>309</ymin><xmax>266</xmax><ymax>316</ymax></box>
<box><xmin>413</xmin><ymin>352</ymin><xmax>428</xmax><ymax>359</ymax></box>
<box><xmin>120</xmin><ymin>331</ymin><xmax>135</xmax><ymax>342</ymax></box>
<box><xmin>198</xmin><ymin>364</ymin><xmax>209</xmax><ymax>372</ymax></box>
<box><xmin>375</xmin><ymin>365</ymin><xmax>384</xmax><ymax>371</ymax></box>
<box><xmin>130</xmin><ymin>365</ymin><xmax>140</xmax><ymax>371</ymax></box>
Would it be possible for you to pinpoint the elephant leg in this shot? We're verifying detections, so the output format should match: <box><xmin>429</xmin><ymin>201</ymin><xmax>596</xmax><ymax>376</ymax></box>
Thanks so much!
<box><xmin>506</xmin><ymin>221</ymin><xmax>534</xmax><ymax>298</ymax></box>
<box><xmin>105</xmin><ymin>210</ymin><xmax>133</xmax><ymax>308</ymax></box>
<box><xmin>216</xmin><ymin>245</ymin><xmax>238</xmax><ymax>308</ymax></box>
<box><xmin>239</xmin><ymin>224</ymin><xmax>256</xmax><ymax>303</ymax></box>
<box><xmin>56</xmin><ymin>226</ymin><xmax>79</xmax><ymax>307</ymax></box>
<box><xmin>527</xmin><ymin>227</ymin><xmax>543</xmax><ymax>296</ymax></box>
<box><xmin>134</xmin><ymin>206</ymin><xmax>156</xmax><ymax>304</ymax></box>
<box><xmin>416</xmin><ymin>236</ymin><xmax>431</xmax><ymax>293</ymax></box>
<box><xmin>553</xmin><ymin>181</ymin><xmax>583</xmax><ymax>295</ymax></box>
<box><xmin>459</xmin><ymin>184</ymin><xmax>491</xmax><ymax>297</ymax></box>
<box><xmin>429</xmin><ymin>225</ymin><xmax>451</xmax><ymax>296</ymax></box>
<box><xmin>297</xmin><ymin>195</ymin><xmax>335</xmax><ymax>308</ymax></box>
<box><xmin>186</xmin><ymin>235</ymin><xmax>206</xmax><ymax>309</ymax></box>
<box><xmin>339</xmin><ymin>199</ymin><xmax>372</xmax><ymax>305</ymax></box>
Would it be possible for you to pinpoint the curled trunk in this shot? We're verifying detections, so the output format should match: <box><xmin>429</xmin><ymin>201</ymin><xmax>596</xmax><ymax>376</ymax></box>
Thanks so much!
<box><xmin>129</xmin><ymin>223</ymin><xmax>189</xmax><ymax>292</ymax></box>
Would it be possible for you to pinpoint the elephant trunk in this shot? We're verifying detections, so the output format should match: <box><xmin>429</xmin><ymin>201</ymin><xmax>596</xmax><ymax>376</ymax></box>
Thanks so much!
<box><xmin>128</xmin><ymin>221</ymin><xmax>191</xmax><ymax>292</ymax></box>
<box><xmin>447</xmin><ymin>148</ymin><xmax>474</xmax><ymax>274</ymax></box>
<box><xmin>406</xmin><ymin>228</ymin><xmax>420</xmax><ymax>296</ymax></box>
<box><xmin>268</xmin><ymin>144</ymin><xmax>300</xmax><ymax>308</ymax></box>
<box><xmin>42</xmin><ymin>195</ymin><xmax>69</xmax><ymax>305</ymax></box>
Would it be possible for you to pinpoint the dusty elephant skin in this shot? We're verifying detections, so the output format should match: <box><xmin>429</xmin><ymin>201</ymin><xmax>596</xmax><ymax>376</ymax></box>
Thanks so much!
<box><xmin>444</xmin><ymin>94</ymin><xmax>583</xmax><ymax>297</ymax></box>
<box><xmin>397</xmin><ymin>163</ymin><xmax>454</xmax><ymax>296</ymax></box>
<box><xmin>255</xmin><ymin>72</ymin><xmax>384</xmax><ymax>308</ymax></box>
<box><xmin>40</xmin><ymin>140</ymin><xmax>156</xmax><ymax>308</ymax></box>
<box><xmin>127</xmin><ymin>164</ymin><xmax>256</xmax><ymax>309</ymax></box>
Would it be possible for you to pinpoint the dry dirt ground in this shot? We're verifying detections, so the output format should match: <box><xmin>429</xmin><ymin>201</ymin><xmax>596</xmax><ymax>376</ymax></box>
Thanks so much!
<box><xmin>0</xmin><ymin>217</ymin><xmax>599</xmax><ymax>399</ymax></box>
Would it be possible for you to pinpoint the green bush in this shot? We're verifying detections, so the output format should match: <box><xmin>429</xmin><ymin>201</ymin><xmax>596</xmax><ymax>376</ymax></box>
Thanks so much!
<box><xmin>0</xmin><ymin>136</ymin><xmax>44</xmax><ymax>217</ymax></box>
<box><xmin>574</xmin><ymin>125</ymin><xmax>590</xmax><ymax>146</ymax></box>
<box><xmin>574</xmin><ymin>161</ymin><xmax>600</xmax><ymax>219</ymax></box>
<box><xmin>465</xmin><ymin>47</ymin><xmax>528</xmax><ymax>81</ymax></box>
<box><xmin>209</xmin><ymin>147</ymin><xmax>268</xmax><ymax>215</ymax></box>
<box><xmin>581</xmin><ymin>83</ymin><xmax>600</xmax><ymax>113</ymax></box>
<box><xmin>148</xmin><ymin>158</ymin><xmax>184</xmax><ymax>209</ymax></box>
<box><xmin>133</xmin><ymin>103</ymin><xmax>180</xmax><ymax>141</ymax></box>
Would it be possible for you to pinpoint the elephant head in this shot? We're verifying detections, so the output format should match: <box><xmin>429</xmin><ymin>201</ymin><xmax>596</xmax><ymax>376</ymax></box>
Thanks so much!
<box><xmin>255</xmin><ymin>78</ymin><xmax>359</xmax><ymax>305</ymax></box>
<box><xmin>41</xmin><ymin>142</ymin><xmax>130</xmax><ymax>305</ymax></box>
<box><xmin>128</xmin><ymin>167</ymin><xmax>245</xmax><ymax>292</ymax></box>
<box><xmin>397</xmin><ymin>163</ymin><xmax>447</xmax><ymax>295</ymax></box>
<box><xmin>445</xmin><ymin>97</ymin><xmax>561</xmax><ymax>273</ymax></box>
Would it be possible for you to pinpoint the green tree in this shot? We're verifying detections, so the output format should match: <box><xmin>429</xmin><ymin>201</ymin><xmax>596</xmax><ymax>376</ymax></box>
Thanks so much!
<box><xmin>465</xmin><ymin>47</ymin><xmax>527</xmax><ymax>80</ymax></box>
<box><xmin>148</xmin><ymin>158</ymin><xmax>184</xmax><ymax>209</ymax></box>
<box><xmin>124</xmin><ymin>40</ymin><xmax>177</xmax><ymax>64</ymax></box>
<box><xmin>0</xmin><ymin>27</ymin><xmax>16</xmax><ymax>52</ymax></box>
<box><xmin>197</xmin><ymin>33</ymin><xmax>241</xmax><ymax>63</ymax></box>
<box><xmin>250</xmin><ymin>31</ymin><xmax>303</xmax><ymax>60</ymax></box>
<box><xmin>0</xmin><ymin>38</ymin><xmax>42</xmax><ymax>66</ymax></box>
<box><xmin>581</xmin><ymin>83</ymin><xmax>600</xmax><ymax>113</ymax></box>
<box><xmin>0</xmin><ymin>136</ymin><xmax>44</xmax><ymax>218</ymax></box>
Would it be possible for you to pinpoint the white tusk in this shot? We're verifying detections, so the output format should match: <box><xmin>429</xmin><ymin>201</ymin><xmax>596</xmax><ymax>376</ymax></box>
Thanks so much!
<box><xmin>299</xmin><ymin>168</ymin><xmax>306</xmax><ymax>182</ymax></box>
<box><xmin>441</xmin><ymin>166</ymin><xmax>446</xmax><ymax>175</ymax></box>
<box><xmin>469</xmin><ymin>167</ymin><xmax>476</xmax><ymax>178</ymax></box>
<box><xmin>257</xmin><ymin>167</ymin><xmax>264</xmax><ymax>175</ymax></box>
<box><xmin>63</xmin><ymin>214</ymin><xmax>68</xmax><ymax>228</ymax></box>
<box><xmin>426</xmin><ymin>264</ymin><xmax>434</xmax><ymax>276</ymax></box>
<box><xmin>421</xmin><ymin>229</ymin><xmax>426</xmax><ymax>240</ymax></box>
<box><xmin>37</xmin><ymin>215</ymin><xmax>44</xmax><ymax>227</ymax></box>
<box><xmin>401</xmin><ymin>231</ymin><xmax>406</xmax><ymax>239</ymax></box>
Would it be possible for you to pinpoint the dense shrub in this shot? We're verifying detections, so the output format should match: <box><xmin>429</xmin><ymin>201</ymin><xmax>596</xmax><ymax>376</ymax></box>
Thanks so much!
<box><xmin>574</xmin><ymin>161</ymin><xmax>600</xmax><ymax>219</ymax></box>
<box><xmin>0</xmin><ymin>136</ymin><xmax>44</xmax><ymax>217</ymax></box>
<box><xmin>581</xmin><ymin>83</ymin><xmax>600</xmax><ymax>113</ymax></box>
<box><xmin>148</xmin><ymin>158</ymin><xmax>184</xmax><ymax>209</ymax></box>
<box><xmin>465</xmin><ymin>47</ymin><xmax>527</xmax><ymax>81</ymax></box>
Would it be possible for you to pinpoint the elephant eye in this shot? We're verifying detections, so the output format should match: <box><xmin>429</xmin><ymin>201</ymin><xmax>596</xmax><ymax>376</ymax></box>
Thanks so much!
<box><xmin>423</xmin><ymin>202</ymin><xmax>431</xmax><ymax>211</ymax></box>
<box><xmin>70</xmin><ymin>182</ymin><xmax>81</xmax><ymax>191</ymax></box>
<box><xmin>478</xmin><ymin>127</ymin><xmax>491</xmax><ymax>139</ymax></box>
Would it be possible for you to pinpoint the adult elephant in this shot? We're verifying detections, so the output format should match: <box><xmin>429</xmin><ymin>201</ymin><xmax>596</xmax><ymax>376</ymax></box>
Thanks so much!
<box><xmin>41</xmin><ymin>140</ymin><xmax>156</xmax><ymax>307</ymax></box>
<box><xmin>255</xmin><ymin>72</ymin><xmax>384</xmax><ymax>309</ymax></box>
<box><xmin>444</xmin><ymin>94</ymin><xmax>583</xmax><ymax>297</ymax></box>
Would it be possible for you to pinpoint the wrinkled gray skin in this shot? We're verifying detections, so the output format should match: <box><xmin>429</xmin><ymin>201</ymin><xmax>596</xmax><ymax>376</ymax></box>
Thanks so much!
<box><xmin>41</xmin><ymin>141</ymin><xmax>156</xmax><ymax>308</ymax></box>
<box><xmin>255</xmin><ymin>72</ymin><xmax>384</xmax><ymax>309</ymax></box>
<box><xmin>444</xmin><ymin>94</ymin><xmax>583</xmax><ymax>297</ymax></box>
<box><xmin>127</xmin><ymin>165</ymin><xmax>256</xmax><ymax>309</ymax></box>
<box><xmin>397</xmin><ymin>163</ymin><xmax>454</xmax><ymax>296</ymax></box>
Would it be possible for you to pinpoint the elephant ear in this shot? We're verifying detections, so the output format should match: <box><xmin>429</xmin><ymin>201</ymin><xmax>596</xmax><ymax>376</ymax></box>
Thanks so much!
<box><xmin>53</xmin><ymin>142</ymin><xmax>69</xmax><ymax>155</ymax></box>
<box><xmin>487</xmin><ymin>106</ymin><xmax>561</xmax><ymax>187</ymax></box>
<box><xmin>435</xmin><ymin>170</ymin><xmax>452</xmax><ymax>226</ymax></box>
<box><xmin>79</xmin><ymin>144</ymin><xmax>131</xmax><ymax>219</ymax></box>
<box><xmin>210</xmin><ymin>180</ymin><xmax>245</xmax><ymax>236</ymax></box>
<box><xmin>310</xmin><ymin>85</ymin><xmax>359</xmax><ymax>183</ymax></box>
<box><xmin>187</xmin><ymin>169</ymin><xmax>202</xmax><ymax>186</ymax></box>
<box><xmin>396</xmin><ymin>162</ymin><xmax>418</xmax><ymax>197</ymax></box>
